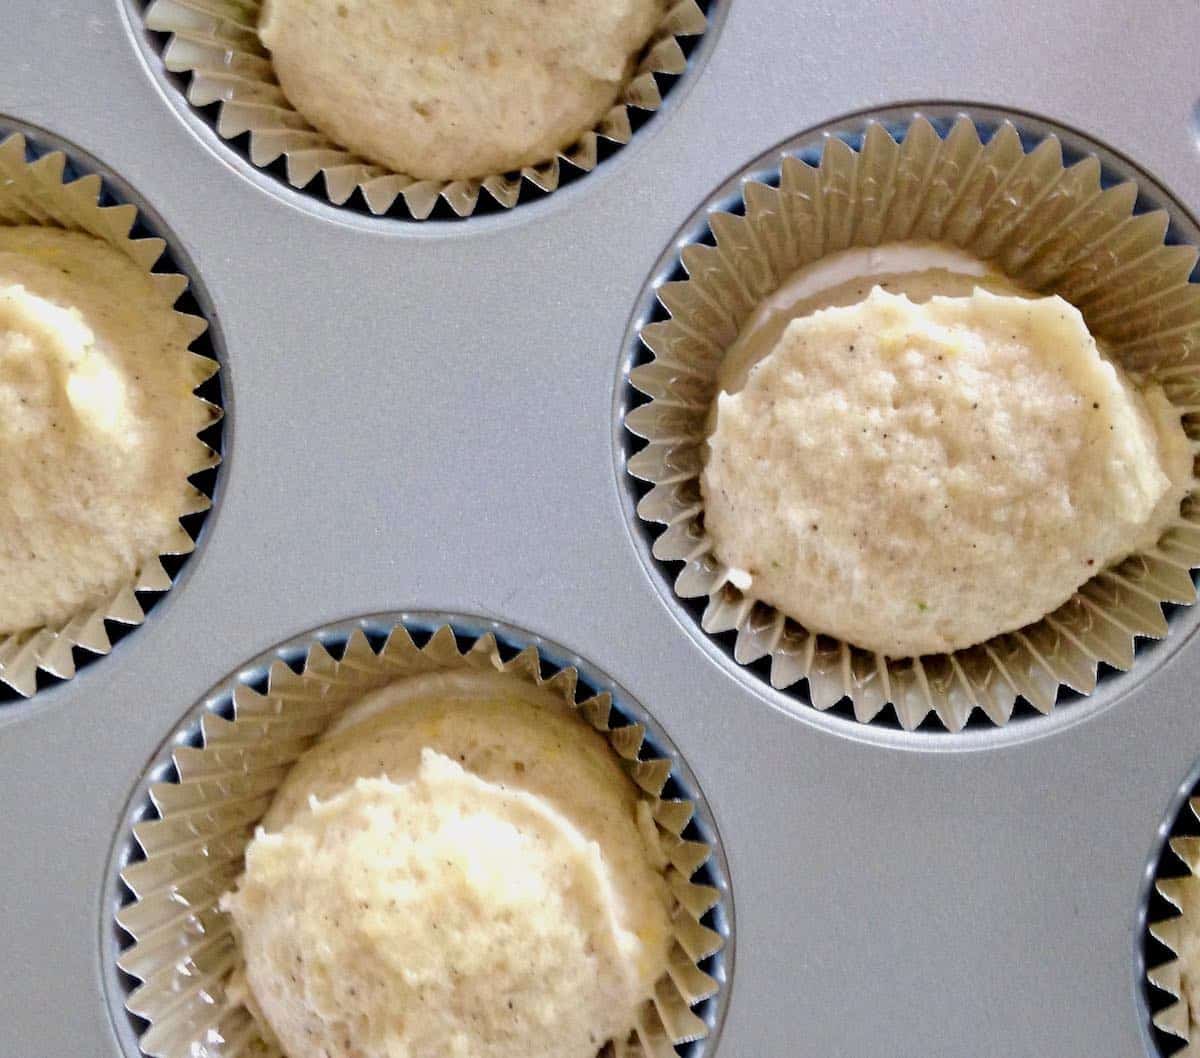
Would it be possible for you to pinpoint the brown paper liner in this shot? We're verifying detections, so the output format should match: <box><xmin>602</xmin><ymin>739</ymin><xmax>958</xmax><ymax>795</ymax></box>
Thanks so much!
<box><xmin>626</xmin><ymin>115</ymin><xmax>1200</xmax><ymax>732</ymax></box>
<box><xmin>0</xmin><ymin>132</ymin><xmax>221</xmax><ymax>697</ymax></box>
<box><xmin>1148</xmin><ymin>795</ymin><xmax>1200</xmax><ymax>1054</ymax></box>
<box><xmin>116</xmin><ymin>623</ymin><xmax>725</xmax><ymax>1058</ymax></box>
<box><xmin>142</xmin><ymin>0</ymin><xmax>709</xmax><ymax>219</ymax></box>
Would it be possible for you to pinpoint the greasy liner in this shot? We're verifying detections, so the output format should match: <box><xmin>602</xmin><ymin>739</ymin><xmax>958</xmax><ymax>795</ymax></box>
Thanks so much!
<box><xmin>140</xmin><ymin>0</ymin><xmax>709</xmax><ymax>219</ymax></box>
<box><xmin>0</xmin><ymin>132</ymin><xmax>221</xmax><ymax>697</ymax></box>
<box><xmin>625</xmin><ymin>114</ymin><xmax>1200</xmax><ymax>732</ymax></box>
<box><xmin>115</xmin><ymin>621</ymin><xmax>726</xmax><ymax>1058</ymax></box>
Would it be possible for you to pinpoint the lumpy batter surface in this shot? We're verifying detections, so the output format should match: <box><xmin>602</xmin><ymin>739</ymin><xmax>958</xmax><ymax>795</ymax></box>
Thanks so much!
<box><xmin>0</xmin><ymin>228</ymin><xmax>208</xmax><ymax>633</ymax></box>
<box><xmin>703</xmin><ymin>284</ymin><xmax>1191</xmax><ymax>657</ymax></box>
<box><xmin>259</xmin><ymin>0</ymin><xmax>665</xmax><ymax>180</ymax></box>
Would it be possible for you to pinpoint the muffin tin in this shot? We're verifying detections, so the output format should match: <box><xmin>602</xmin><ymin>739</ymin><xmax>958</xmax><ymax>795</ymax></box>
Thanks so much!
<box><xmin>3</xmin><ymin>1</ymin><xmax>1200</xmax><ymax>1056</ymax></box>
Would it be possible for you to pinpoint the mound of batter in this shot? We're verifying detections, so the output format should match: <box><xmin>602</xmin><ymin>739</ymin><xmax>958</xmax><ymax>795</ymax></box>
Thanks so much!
<box><xmin>0</xmin><ymin>228</ymin><xmax>208</xmax><ymax>634</ymax></box>
<box><xmin>222</xmin><ymin>672</ymin><xmax>673</xmax><ymax>1058</ymax></box>
<box><xmin>702</xmin><ymin>285</ymin><xmax>1191</xmax><ymax>657</ymax></box>
<box><xmin>258</xmin><ymin>0</ymin><xmax>666</xmax><ymax>180</ymax></box>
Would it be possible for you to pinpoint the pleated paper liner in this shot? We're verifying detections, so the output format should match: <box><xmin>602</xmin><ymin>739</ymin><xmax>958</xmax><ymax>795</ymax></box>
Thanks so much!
<box><xmin>0</xmin><ymin>130</ymin><xmax>222</xmax><ymax>699</ymax></box>
<box><xmin>1145</xmin><ymin>776</ymin><xmax>1200</xmax><ymax>1056</ymax></box>
<box><xmin>115</xmin><ymin>620</ymin><xmax>728</xmax><ymax>1058</ymax></box>
<box><xmin>139</xmin><ymin>0</ymin><xmax>710</xmax><ymax>220</ymax></box>
<box><xmin>625</xmin><ymin>113</ymin><xmax>1200</xmax><ymax>732</ymax></box>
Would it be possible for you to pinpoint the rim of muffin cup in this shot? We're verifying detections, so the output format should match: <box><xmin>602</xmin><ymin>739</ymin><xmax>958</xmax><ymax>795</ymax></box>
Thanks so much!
<box><xmin>618</xmin><ymin>103</ymin><xmax>1200</xmax><ymax>736</ymax></box>
<box><xmin>126</xmin><ymin>0</ymin><xmax>727</xmax><ymax>222</ymax></box>
<box><xmin>0</xmin><ymin>117</ymin><xmax>226</xmax><ymax>704</ymax></box>
<box><xmin>1140</xmin><ymin>756</ymin><xmax>1200</xmax><ymax>1057</ymax></box>
<box><xmin>102</xmin><ymin>612</ymin><xmax>734</xmax><ymax>1058</ymax></box>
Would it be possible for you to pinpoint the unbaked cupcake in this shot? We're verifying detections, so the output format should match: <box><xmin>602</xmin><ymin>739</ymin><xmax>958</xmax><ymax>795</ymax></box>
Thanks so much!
<box><xmin>702</xmin><ymin>251</ymin><xmax>1190</xmax><ymax>660</ymax></box>
<box><xmin>144</xmin><ymin>0</ymin><xmax>708</xmax><ymax>216</ymax></box>
<box><xmin>221</xmin><ymin>671</ymin><xmax>674</xmax><ymax>1058</ymax></box>
<box><xmin>117</xmin><ymin>624</ymin><xmax>725</xmax><ymax>1058</ymax></box>
<box><xmin>626</xmin><ymin>114</ymin><xmax>1200</xmax><ymax>729</ymax></box>
<box><xmin>259</xmin><ymin>0</ymin><xmax>666</xmax><ymax>181</ymax></box>
<box><xmin>0</xmin><ymin>133</ymin><xmax>220</xmax><ymax>696</ymax></box>
<box><xmin>0</xmin><ymin>228</ymin><xmax>212</xmax><ymax>635</ymax></box>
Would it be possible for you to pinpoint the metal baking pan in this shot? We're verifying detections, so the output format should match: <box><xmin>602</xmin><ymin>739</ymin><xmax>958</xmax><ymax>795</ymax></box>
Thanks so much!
<box><xmin>1</xmin><ymin>1</ymin><xmax>1199</xmax><ymax>1056</ymax></box>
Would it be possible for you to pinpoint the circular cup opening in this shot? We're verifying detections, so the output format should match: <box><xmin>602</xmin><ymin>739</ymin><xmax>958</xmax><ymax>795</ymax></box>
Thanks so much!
<box><xmin>101</xmin><ymin>611</ymin><xmax>734</xmax><ymax>1057</ymax></box>
<box><xmin>614</xmin><ymin>102</ymin><xmax>1200</xmax><ymax>740</ymax></box>
<box><xmin>119</xmin><ymin>0</ymin><xmax>731</xmax><ymax>226</ymax></box>
<box><xmin>0</xmin><ymin>115</ymin><xmax>228</xmax><ymax>707</ymax></box>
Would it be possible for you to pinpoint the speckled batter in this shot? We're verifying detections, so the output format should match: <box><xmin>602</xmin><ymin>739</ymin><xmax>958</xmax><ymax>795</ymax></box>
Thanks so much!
<box><xmin>0</xmin><ymin>228</ymin><xmax>209</xmax><ymax>634</ymax></box>
<box><xmin>258</xmin><ymin>0</ymin><xmax>665</xmax><ymax>180</ymax></box>
<box><xmin>224</xmin><ymin>672</ymin><xmax>672</xmax><ymax>1058</ymax></box>
<box><xmin>702</xmin><ymin>286</ymin><xmax>1192</xmax><ymax>657</ymax></box>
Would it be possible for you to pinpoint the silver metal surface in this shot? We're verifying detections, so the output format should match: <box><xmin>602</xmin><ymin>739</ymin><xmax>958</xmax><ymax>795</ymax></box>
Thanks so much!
<box><xmin>0</xmin><ymin>1</ymin><xmax>1198</xmax><ymax>1056</ymax></box>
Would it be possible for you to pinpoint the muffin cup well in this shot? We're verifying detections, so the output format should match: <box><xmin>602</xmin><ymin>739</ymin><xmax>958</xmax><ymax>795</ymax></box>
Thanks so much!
<box><xmin>625</xmin><ymin>114</ymin><xmax>1200</xmax><ymax>732</ymax></box>
<box><xmin>0</xmin><ymin>131</ymin><xmax>221</xmax><ymax>698</ymax></box>
<box><xmin>142</xmin><ymin>0</ymin><xmax>709</xmax><ymax>219</ymax></box>
<box><xmin>1147</xmin><ymin>790</ymin><xmax>1200</xmax><ymax>1055</ymax></box>
<box><xmin>115</xmin><ymin>620</ymin><xmax>726</xmax><ymax>1058</ymax></box>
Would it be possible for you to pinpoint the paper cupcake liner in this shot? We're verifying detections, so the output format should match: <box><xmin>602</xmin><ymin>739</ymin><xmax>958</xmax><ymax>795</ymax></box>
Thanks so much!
<box><xmin>114</xmin><ymin>619</ymin><xmax>727</xmax><ymax>1058</ymax></box>
<box><xmin>1145</xmin><ymin>779</ymin><xmax>1200</xmax><ymax>1055</ymax></box>
<box><xmin>0</xmin><ymin>130</ymin><xmax>222</xmax><ymax>698</ymax></box>
<box><xmin>141</xmin><ymin>0</ymin><xmax>710</xmax><ymax>219</ymax></box>
<box><xmin>625</xmin><ymin>113</ymin><xmax>1200</xmax><ymax>732</ymax></box>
